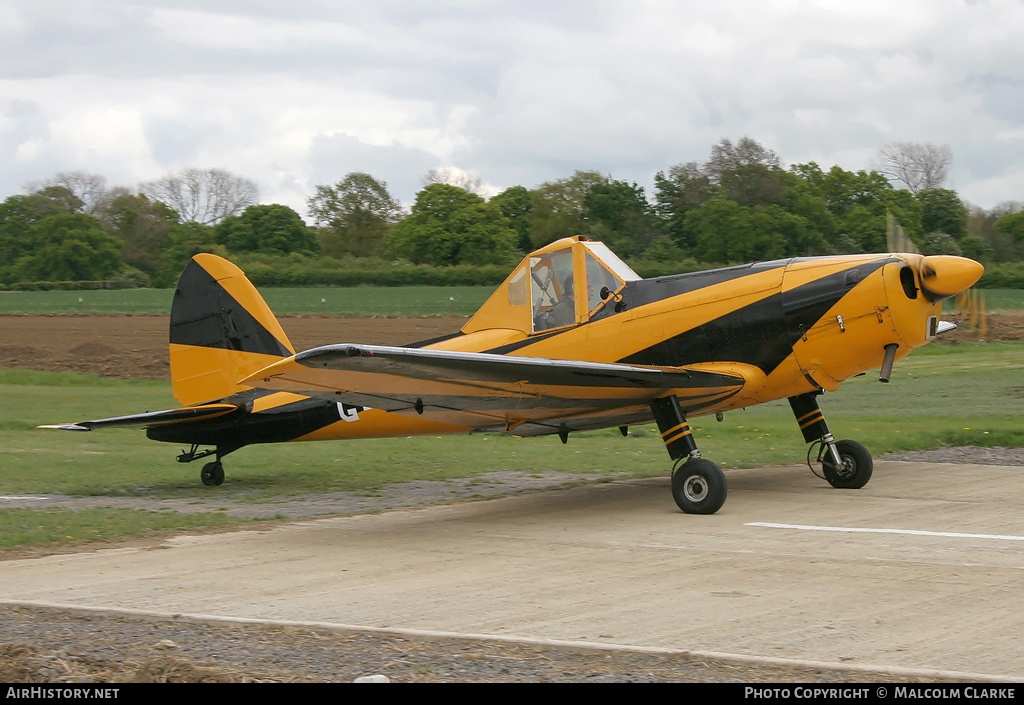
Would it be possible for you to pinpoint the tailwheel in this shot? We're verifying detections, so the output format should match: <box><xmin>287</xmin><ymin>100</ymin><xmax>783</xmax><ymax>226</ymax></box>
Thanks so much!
<box><xmin>672</xmin><ymin>458</ymin><xmax>727</xmax><ymax>515</ymax></box>
<box><xmin>200</xmin><ymin>461</ymin><xmax>225</xmax><ymax>487</ymax></box>
<box><xmin>821</xmin><ymin>439</ymin><xmax>872</xmax><ymax>489</ymax></box>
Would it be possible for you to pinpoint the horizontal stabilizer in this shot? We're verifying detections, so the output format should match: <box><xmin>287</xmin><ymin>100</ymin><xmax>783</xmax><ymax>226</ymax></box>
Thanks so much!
<box><xmin>38</xmin><ymin>403</ymin><xmax>240</xmax><ymax>432</ymax></box>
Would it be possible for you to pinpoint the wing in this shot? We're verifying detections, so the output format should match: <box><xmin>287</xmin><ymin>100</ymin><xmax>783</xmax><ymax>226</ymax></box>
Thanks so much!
<box><xmin>241</xmin><ymin>344</ymin><xmax>753</xmax><ymax>437</ymax></box>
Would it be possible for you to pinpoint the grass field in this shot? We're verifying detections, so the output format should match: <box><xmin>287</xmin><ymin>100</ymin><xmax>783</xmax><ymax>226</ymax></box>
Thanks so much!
<box><xmin>2</xmin><ymin>341</ymin><xmax>1022</xmax><ymax>551</ymax></box>
<box><xmin>0</xmin><ymin>286</ymin><xmax>494</xmax><ymax>316</ymax></box>
<box><xmin>1</xmin><ymin>286</ymin><xmax>1022</xmax><ymax>316</ymax></box>
<box><xmin>960</xmin><ymin>288</ymin><xmax>1024</xmax><ymax>312</ymax></box>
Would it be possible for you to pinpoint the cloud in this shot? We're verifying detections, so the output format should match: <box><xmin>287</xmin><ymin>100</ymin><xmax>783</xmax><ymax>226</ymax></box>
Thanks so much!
<box><xmin>1</xmin><ymin>0</ymin><xmax>1021</xmax><ymax>213</ymax></box>
<box><xmin>307</xmin><ymin>133</ymin><xmax>440</xmax><ymax>208</ymax></box>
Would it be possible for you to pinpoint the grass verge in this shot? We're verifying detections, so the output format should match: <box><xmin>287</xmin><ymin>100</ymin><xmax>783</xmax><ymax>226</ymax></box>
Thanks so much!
<box><xmin>0</xmin><ymin>508</ymin><xmax>251</xmax><ymax>552</ymax></box>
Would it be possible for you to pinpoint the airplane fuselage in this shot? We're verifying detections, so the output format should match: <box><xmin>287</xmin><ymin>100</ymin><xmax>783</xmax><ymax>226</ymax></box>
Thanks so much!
<box><xmin>149</xmin><ymin>252</ymin><xmax>944</xmax><ymax>447</ymax></box>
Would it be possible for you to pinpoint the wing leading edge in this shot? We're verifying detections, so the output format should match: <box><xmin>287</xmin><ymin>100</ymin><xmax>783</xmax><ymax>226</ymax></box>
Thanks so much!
<box><xmin>242</xmin><ymin>344</ymin><xmax>755</xmax><ymax>436</ymax></box>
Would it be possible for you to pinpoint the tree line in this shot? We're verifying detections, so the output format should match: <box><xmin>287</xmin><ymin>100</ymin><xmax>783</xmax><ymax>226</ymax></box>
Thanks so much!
<box><xmin>2</xmin><ymin>139</ymin><xmax>1023</xmax><ymax>290</ymax></box>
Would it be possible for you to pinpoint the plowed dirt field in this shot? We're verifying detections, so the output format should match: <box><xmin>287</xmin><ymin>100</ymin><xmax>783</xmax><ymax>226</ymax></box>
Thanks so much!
<box><xmin>0</xmin><ymin>314</ymin><xmax>467</xmax><ymax>379</ymax></box>
<box><xmin>1</xmin><ymin>311</ymin><xmax>1020</xmax><ymax>381</ymax></box>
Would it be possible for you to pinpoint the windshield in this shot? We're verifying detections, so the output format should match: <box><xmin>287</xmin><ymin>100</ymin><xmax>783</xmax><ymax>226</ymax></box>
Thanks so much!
<box><xmin>582</xmin><ymin>241</ymin><xmax>640</xmax><ymax>282</ymax></box>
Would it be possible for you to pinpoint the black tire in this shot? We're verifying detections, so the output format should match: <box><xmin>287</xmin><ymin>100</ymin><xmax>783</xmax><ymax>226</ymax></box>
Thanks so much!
<box><xmin>822</xmin><ymin>440</ymin><xmax>872</xmax><ymax>489</ymax></box>
<box><xmin>201</xmin><ymin>461</ymin><xmax>225</xmax><ymax>487</ymax></box>
<box><xmin>671</xmin><ymin>458</ymin><xmax>727</xmax><ymax>515</ymax></box>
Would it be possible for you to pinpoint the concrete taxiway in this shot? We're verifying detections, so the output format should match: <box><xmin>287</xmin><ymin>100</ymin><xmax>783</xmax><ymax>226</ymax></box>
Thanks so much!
<box><xmin>2</xmin><ymin>460</ymin><xmax>1022</xmax><ymax>678</ymax></box>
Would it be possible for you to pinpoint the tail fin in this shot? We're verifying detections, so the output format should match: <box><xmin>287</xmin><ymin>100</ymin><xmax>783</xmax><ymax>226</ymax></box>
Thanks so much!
<box><xmin>169</xmin><ymin>254</ymin><xmax>295</xmax><ymax>406</ymax></box>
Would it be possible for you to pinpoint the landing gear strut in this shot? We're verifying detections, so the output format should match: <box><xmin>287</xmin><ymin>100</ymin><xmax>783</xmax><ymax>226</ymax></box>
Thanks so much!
<box><xmin>820</xmin><ymin>439</ymin><xmax>873</xmax><ymax>489</ymax></box>
<box><xmin>789</xmin><ymin>393</ymin><xmax>873</xmax><ymax>489</ymax></box>
<box><xmin>651</xmin><ymin>396</ymin><xmax>727</xmax><ymax>515</ymax></box>
<box><xmin>178</xmin><ymin>444</ymin><xmax>238</xmax><ymax>487</ymax></box>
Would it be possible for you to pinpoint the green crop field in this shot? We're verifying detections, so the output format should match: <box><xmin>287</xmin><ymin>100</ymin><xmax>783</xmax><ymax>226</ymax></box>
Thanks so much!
<box><xmin>0</xmin><ymin>286</ymin><xmax>1022</xmax><ymax>316</ymax></box>
<box><xmin>958</xmin><ymin>288</ymin><xmax>1024</xmax><ymax>312</ymax></box>
<box><xmin>0</xmin><ymin>286</ymin><xmax>494</xmax><ymax>316</ymax></box>
<box><xmin>1</xmin><ymin>341</ymin><xmax>1023</xmax><ymax>552</ymax></box>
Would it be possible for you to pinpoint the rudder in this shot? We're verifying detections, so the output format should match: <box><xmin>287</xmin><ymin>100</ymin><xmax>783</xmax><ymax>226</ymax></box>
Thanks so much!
<box><xmin>169</xmin><ymin>254</ymin><xmax>295</xmax><ymax>406</ymax></box>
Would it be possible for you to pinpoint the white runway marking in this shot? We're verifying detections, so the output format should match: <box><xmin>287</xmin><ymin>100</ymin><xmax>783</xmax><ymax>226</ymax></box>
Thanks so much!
<box><xmin>747</xmin><ymin>522</ymin><xmax>1024</xmax><ymax>542</ymax></box>
<box><xmin>0</xmin><ymin>496</ymin><xmax>48</xmax><ymax>501</ymax></box>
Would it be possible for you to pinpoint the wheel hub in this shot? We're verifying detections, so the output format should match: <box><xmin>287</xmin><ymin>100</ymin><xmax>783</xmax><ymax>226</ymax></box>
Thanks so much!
<box><xmin>834</xmin><ymin>456</ymin><xmax>856</xmax><ymax>479</ymax></box>
<box><xmin>683</xmin><ymin>475</ymin><xmax>708</xmax><ymax>502</ymax></box>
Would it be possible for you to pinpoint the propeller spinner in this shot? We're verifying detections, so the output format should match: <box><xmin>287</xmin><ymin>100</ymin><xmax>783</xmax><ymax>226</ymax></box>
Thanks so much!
<box><xmin>918</xmin><ymin>255</ymin><xmax>985</xmax><ymax>301</ymax></box>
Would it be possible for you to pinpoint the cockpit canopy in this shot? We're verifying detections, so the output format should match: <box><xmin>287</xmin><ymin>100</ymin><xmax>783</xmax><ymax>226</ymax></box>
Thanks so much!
<box><xmin>463</xmin><ymin>237</ymin><xmax>641</xmax><ymax>335</ymax></box>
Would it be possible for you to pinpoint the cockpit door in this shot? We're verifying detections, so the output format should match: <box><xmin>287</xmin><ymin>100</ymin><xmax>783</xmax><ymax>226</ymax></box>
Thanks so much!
<box><xmin>530</xmin><ymin>247</ymin><xmax>576</xmax><ymax>332</ymax></box>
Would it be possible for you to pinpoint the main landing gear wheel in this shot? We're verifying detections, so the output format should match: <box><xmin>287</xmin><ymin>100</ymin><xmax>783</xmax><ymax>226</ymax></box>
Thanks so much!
<box><xmin>822</xmin><ymin>439</ymin><xmax>872</xmax><ymax>489</ymax></box>
<box><xmin>672</xmin><ymin>458</ymin><xmax>727</xmax><ymax>515</ymax></box>
<box><xmin>200</xmin><ymin>461</ymin><xmax>225</xmax><ymax>486</ymax></box>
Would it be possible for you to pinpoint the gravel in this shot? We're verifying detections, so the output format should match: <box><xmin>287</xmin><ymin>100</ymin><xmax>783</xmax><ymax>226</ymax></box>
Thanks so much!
<box><xmin>0</xmin><ymin>471</ymin><xmax>623</xmax><ymax>520</ymax></box>
<box><xmin>0</xmin><ymin>604</ymin><xmax>975</xmax><ymax>684</ymax></box>
<box><xmin>879</xmin><ymin>446</ymin><xmax>1024</xmax><ymax>466</ymax></box>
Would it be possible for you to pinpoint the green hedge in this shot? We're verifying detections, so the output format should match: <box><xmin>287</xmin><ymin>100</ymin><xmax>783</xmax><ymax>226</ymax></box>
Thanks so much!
<box><xmin>978</xmin><ymin>262</ymin><xmax>1024</xmax><ymax>289</ymax></box>
<box><xmin>238</xmin><ymin>262</ymin><xmax>510</xmax><ymax>287</ymax></box>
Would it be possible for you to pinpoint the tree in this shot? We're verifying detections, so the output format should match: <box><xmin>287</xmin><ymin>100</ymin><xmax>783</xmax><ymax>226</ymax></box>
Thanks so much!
<box><xmin>24</xmin><ymin>171</ymin><xmax>115</xmax><ymax>215</ymax></box>
<box><xmin>790</xmin><ymin>163</ymin><xmax>891</xmax><ymax>215</ymax></box>
<box><xmin>14</xmin><ymin>213</ymin><xmax>124</xmax><ymax>282</ymax></box>
<box><xmin>157</xmin><ymin>222</ymin><xmax>223</xmax><ymax>286</ymax></box>
<box><xmin>703</xmin><ymin>137</ymin><xmax>783</xmax><ymax>183</ymax></box>
<box><xmin>101</xmin><ymin>194</ymin><xmax>179</xmax><ymax>274</ymax></box>
<box><xmin>703</xmin><ymin>137</ymin><xmax>787</xmax><ymax>207</ymax></box>
<box><xmin>687</xmin><ymin>200</ymin><xmax>800</xmax><ymax>263</ymax></box>
<box><xmin>387</xmin><ymin>184</ymin><xmax>517</xmax><ymax>266</ymax></box>
<box><xmin>653</xmin><ymin>163</ymin><xmax>715</xmax><ymax>252</ymax></box>
<box><xmin>31</xmin><ymin>186</ymin><xmax>86</xmax><ymax>213</ymax></box>
<box><xmin>215</xmin><ymin>204</ymin><xmax>318</xmax><ymax>255</ymax></box>
<box><xmin>421</xmin><ymin>167</ymin><xmax>488</xmax><ymax>197</ymax></box>
<box><xmin>917</xmin><ymin>188</ymin><xmax>968</xmax><ymax>241</ymax></box>
<box><xmin>655</xmin><ymin>139</ymin><xmax>788</xmax><ymax>254</ymax></box>
<box><xmin>0</xmin><ymin>190</ymin><xmax>92</xmax><ymax>281</ymax></box>
<box><xmin>921</xmin><ymin>232</ymin><xmax>963</xmax><ymax>257</ymax></box>
<box><xmin>874</xmin><ymin>142</ymin><xmax>952</xmax><ymax>194</ymax></box>
<box><xmin>970</xmin><ymin>202</ymin><xmax>1022</xmax><ymax>262</ymax></box>
<box><xmin>789</xmin><ymin>162</ymin><xmax>928</xmax><ymax>253</ymax></box>
<box><xmin>307</xmin><ymin>173</ymin><xmax>402</xmax><ymax>258</ymax></box>
<box><xmin>528</xmin><ymin>170</ymin><xmax>608</xmax><ymax>247</ymax></box>
<box><xmin>140</xmin><ymin>168</ymin><xmax>259</xmax><ymax>225</ymax></box>
<box><xmin>489</xmin><ymin>186</ymin><xmax>533</xmax><ymax>251</ymax></box>
<box><xmin>583</xmin><ymin>179</ymin><xmax>655</xmax><ymax>256</ymax></box>
<box><xmin>994</xmin><ymin>209</ymin><xmax>1024</xmax><ymax>247</ymax></box>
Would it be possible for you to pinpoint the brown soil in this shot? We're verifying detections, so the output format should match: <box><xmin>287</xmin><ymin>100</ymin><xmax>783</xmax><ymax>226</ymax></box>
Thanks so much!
<box><xmin>0</xmin><ymin>314</ymin><xmax>468</xmax><ymax>380</ymax></box>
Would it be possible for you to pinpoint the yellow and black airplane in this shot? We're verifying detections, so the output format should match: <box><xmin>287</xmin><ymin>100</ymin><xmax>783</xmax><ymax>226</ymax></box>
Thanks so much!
<box><xmin>42</xmin><ymin>236</ymin><xmax>984</xmax><ymax>515</ymax></box>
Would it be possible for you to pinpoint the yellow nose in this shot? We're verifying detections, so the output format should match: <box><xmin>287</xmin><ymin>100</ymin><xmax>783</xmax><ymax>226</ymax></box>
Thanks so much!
<box><xmin>919</xmin><ymin>255</ymin><xmax>985</xmax><ymax>300</ymax></box>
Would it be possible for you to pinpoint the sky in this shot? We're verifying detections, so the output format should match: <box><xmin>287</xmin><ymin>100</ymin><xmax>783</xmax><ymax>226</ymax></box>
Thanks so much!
<box><xmin>2</xmin><ymin>0</ymin><xmax>1022</xmax><ymax>218</ymax></box>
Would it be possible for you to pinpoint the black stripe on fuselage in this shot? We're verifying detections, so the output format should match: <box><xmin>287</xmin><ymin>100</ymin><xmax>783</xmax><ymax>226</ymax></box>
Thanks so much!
<box><xmin>484</xmin><ymin>260</ymin><xmax>791</xmax><ymax>356</ymax></box>
<box><xmin>622</xmin><ymin>258</ymin><xmax>895</xmax><ymax>374</ymax></box>
<box><xmin>169</xmin><ymin>259</ymin><xmax>291</xmax><ymax>356</ymax></box>
<box><xmin>600</xmin><ymin>259</ymin><xmax>791</xmax><ymax>316</ymax></box>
